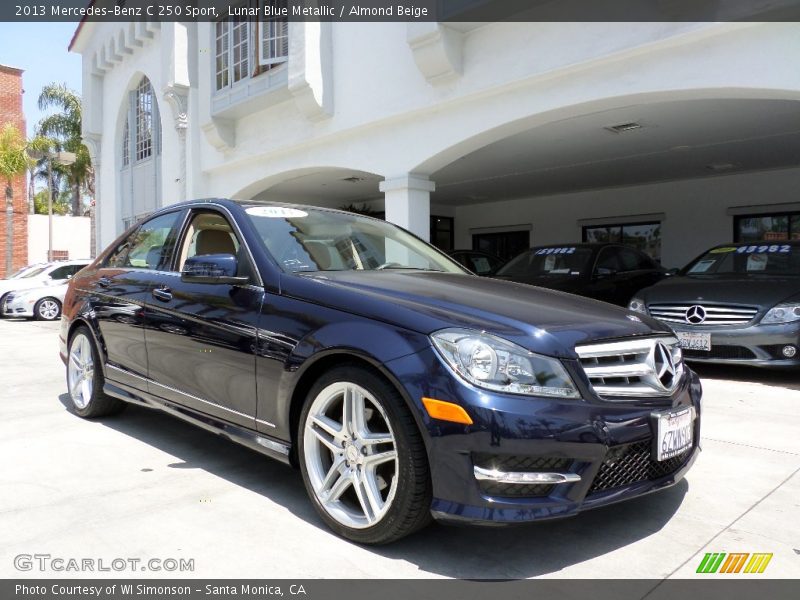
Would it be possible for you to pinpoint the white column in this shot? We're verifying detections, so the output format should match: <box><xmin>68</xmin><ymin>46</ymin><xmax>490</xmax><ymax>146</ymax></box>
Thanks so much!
<box><xmin>379</xmin><ymin>175</ymin><xmax>435</xmax><ymax>241</ymax></box>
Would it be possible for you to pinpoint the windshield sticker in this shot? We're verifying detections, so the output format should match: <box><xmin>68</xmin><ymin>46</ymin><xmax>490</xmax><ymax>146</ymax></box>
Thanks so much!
<box><xmin>688</xmin><ymin>260</ymin><xmax>715</xmax><ymax>274</ymax></box>
<box><xmin>246</xmin><ymin>207</ymin><xmax>308</xmax><ymax>219</ymax></box>
<box><xmin>710</xmin><ymin>247</ymin><xmax>737</xmax><ymax>254</ymax></box>
<box><xmin>747</xmin><ymin>254</ymin><xmax>768</xmax><ymax>271</ymax></box>
<box><xmin>735</xmin><ymin>244</ymin><xmax>791</xmax><ymax>254</ymax></box>
<box><xmin>535</xmin><ymin>247</ymin><xmax>576</xmax><ymax>255</ymax></box>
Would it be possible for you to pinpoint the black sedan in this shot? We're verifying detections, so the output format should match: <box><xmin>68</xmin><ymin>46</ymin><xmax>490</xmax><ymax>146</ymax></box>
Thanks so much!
<box><xmin>494</xmin><ymin>243</ymin><xmax>667</xmax><ymax>306</ymax></box>
<box><xmin>59</xmin><ymin>200</ymin><xmax>700</xmax><ymax>543</ymax></box>
<box><xmin>630</xmin><ymin>241</ymin><xmax>800</xmax><ymax>367</ymax></box>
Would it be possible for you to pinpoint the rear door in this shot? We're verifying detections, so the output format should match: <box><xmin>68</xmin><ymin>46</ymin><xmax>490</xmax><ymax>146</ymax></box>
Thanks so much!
<box><xmin>142</xmin><ymin>208</ymin><xmax>263</xmax><ymax>429</ymax></box>
<box><xmin>87</xmin><ymin>210</ymin><xmax>184</xmax><ymax>391</ymax></box>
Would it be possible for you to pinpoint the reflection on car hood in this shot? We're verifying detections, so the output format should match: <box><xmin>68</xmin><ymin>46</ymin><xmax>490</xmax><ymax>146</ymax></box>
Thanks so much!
<box><xmin>283</xmin><ymin>271</ymin><xmax>670</xmax><ymax>358</ymax></box>
<box><xmin>640</xmin><ymin>275</ymin><xmax>800</xmax><ymax>306</ymax></box>
<box><xmin>493</xmin><ymin>274</ymin><xmax>582</xmax><ymax>292</ymax></box>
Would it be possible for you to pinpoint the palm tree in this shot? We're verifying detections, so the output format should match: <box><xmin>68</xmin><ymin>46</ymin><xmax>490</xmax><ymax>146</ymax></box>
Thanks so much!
<box><xmin>36</xmin><ymin>83</ymin><xmax>92</xmax><ymax>217</ymax></box>
<box><xmin>0</xmin><ymin>123</ymin><xmax>32</xmax><ymax>276</ymax></box>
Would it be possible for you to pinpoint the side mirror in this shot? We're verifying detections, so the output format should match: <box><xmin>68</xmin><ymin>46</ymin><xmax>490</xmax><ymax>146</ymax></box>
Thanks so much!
<box><xmin>595</xmin><ymin>267</ymin><xmax>617</xmax><ymax>279</ymax></box>
<box><xmin>666</xmin><ymin>267</ymin><xmax>680</xmax><ymax>276</ymax></box>
<box><xmin>181</xmin><ymin>254</ymin><xmax>249</xmax><ymax>285</ymax></box>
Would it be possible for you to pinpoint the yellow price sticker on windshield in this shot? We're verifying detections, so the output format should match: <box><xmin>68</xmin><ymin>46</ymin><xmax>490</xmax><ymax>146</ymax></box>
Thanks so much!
<box><xmin>710</xmin><ymin>247</ymin><xmax>736</xmax><ymax>254</ymax></box>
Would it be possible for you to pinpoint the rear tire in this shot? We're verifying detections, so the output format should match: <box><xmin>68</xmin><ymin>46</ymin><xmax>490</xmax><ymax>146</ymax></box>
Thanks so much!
<box><xmin>34</xmin><ymin>297</ymin><xmax>61</xmax><ymax>321</ymax></box>
<box><xmin>298</xmin><ymin>364</ymin><xmax>432</xmax><ymax>544</ymax></box>
<box><xmin>66</xmin><ymin>326</ymin><xmax>126</xmax><ymax>418</ymax></box>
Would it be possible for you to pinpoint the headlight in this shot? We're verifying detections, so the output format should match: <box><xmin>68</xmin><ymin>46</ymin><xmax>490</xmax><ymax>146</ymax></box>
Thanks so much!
<box><xmin>761</xmin><ymin>303</ymin><xmax>800</xmax><ymax>324</ymax></box>
<box><xmin>628</xmin><ymin>297</ymin><xmax>648</xmax><ymax>314</ymax></box>
<box><xmin>430</xmin><ymin>328</ymin><xmax>580</xmax><ymax>398</ymax></box>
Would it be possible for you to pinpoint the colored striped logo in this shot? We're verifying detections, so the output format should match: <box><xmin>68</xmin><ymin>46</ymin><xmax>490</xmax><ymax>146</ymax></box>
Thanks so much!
<box><xmin>696</xmin><ymin>552</ymin><xmax>773</xmax><ymax>574</ymax></box>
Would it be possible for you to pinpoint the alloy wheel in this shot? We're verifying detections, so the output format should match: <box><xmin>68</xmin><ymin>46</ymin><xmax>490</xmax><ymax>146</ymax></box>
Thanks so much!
<box><xmin>38</xmin><ymin>299</ymin><xmax>60</xmax><ymax>320</ymax></box>
<box><xmin>303</xmin><ymin>382</ymin><xmax>399</xmax><ymax>529</ymax></box>
<box><xmin>68</xmin><ymin>333</ymin><xmax>95</xmax><ymax>409</ymax></box>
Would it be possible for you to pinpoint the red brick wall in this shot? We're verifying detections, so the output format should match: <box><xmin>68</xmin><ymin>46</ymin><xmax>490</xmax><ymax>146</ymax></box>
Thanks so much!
<box><xmin>0</xmin><ymin>65</ymin><xmax>28</xmax><ymax>278</ymax></box>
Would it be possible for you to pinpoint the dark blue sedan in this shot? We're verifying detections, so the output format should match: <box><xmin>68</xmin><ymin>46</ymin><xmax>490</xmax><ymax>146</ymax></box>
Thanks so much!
<box><xmin>59</xmin><ymin>199</ymin><xmax>701</xmax><ymax>544</ymax></box>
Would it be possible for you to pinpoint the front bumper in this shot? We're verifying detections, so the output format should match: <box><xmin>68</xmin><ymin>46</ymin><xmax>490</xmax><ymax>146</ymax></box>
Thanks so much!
<box><xmin>385</xmin><ymin>347</ymin><xmax>702</xmax><ymax>525</ymax></box>
<box><xmin>1</xmin><ymin>295</ymin><xmax>34</xmax><ymax>318</ymax></box>
<box><xmin>666</xmin><ymin>321</ymin><xmax>800</xmax><ymax>367</ymax></box>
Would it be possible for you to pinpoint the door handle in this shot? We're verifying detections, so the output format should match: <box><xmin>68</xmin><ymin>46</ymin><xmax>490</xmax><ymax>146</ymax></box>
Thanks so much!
<box><xmin>152</xmin><ymin>287</ymin><xmax>173</xmax><ymax>302</ymax></box>
<box><xmin>97</xmin><ymin>277</ymin><xmax>111</xmax><ymax>288</ymax></box>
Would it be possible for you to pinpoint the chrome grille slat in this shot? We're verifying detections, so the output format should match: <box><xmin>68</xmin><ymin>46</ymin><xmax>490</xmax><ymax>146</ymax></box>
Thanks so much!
<box><xmin>575</xmin><ymin>336</ymin><xmax>684</xmax><ymax>400</ymax></box>
<box><xmin>648</xmin><ymin>303</ymin><xmax>758</xmax><ymax>326</ymax></box>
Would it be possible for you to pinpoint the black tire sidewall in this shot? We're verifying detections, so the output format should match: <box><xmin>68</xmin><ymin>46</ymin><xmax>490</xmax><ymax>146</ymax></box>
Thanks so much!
<box><xmin>298</xmin><ymin>365</ymin><xmax>431</xmax><ymax>545</ymax></box>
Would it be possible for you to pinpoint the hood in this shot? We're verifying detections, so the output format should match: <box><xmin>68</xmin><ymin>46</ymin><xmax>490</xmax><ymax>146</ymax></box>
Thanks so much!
<box><xmin>493</xmin><ymin>274</ymin><xmax>584</xmax><ymax>293</ymax></box>
<box><xmin>638</xmin><ymin>274</ymin><xmax>800</xmax><ymax>307</ymax></box>
<box><xmin>0</xmin><ymin>277</ymin><xmax>46</xmax><ymax>296</ymax></box>
<box><xmin>281</xmin><ymin>271</ymin><xmax>670</xmax><ymax>358</ymax></box>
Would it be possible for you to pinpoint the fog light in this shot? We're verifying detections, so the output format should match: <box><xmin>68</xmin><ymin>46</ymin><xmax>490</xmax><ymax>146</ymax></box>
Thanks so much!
<box><xmin>782</xmin><ymin>345</ymin><xmax>797</xmax><ymax>358</ymax></box>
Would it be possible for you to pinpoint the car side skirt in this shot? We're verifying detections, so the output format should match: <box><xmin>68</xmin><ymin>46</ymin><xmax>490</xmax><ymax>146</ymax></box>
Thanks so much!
<box><xmin>103</xmin><ymin>376</ymin><xmax>293</xmax><ymax>466</ymax></box>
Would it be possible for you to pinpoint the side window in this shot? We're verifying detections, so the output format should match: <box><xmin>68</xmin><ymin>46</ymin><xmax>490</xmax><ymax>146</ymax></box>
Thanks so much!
<box><xmin>177</xmin><ymin>210</ymin><xmax>253</xmax><ymax>281</ymax></box>
<box><xmin>106</xmin><ymin>212</ymin><xmax>181</xmax><ymax>270</ymax></box>
<box><xmin>48</xmin><ymin>265</ymin><xmax>72</xmax><ymax>280</ymax></box>
<box><xmin>595</xmin><ymin>248</ymin><xmax>622</xmax><ymax>274</ymax></box>
<box><xmin>618</xmin><ymin>248</ymin><xmax>652</xmax><ymax>272</ymax></box>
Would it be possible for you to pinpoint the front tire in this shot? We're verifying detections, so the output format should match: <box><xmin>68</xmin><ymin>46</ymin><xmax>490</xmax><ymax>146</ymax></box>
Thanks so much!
<box><xmin>298</xmin><ymin>365</ymin><xmax>432</xmax><ymax>544</ymax></box>
<box><xmin>66</xmin><ymin>326</ymin><xmax>126</xmax><ymax>418</ymax></box>
<box><xmin>35</xmin><ymin>297</ymin><xmax>61</xmax><ymax>321</ymax></box>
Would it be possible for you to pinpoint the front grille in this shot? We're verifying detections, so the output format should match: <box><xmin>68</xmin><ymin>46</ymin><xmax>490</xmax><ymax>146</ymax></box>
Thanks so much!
<box><xmin>576</xmin><ymin>336</ymin><xmax>684</xmax><ymax>399</ymax></box>
<box><xmin>588</xmin><ymin>440</ymin><xmax>691</xmax><ymax>494</ymax></box>
<box><xmin>648</xmin><ymin>303</ymin><xmax>758</xmax><ymax>326</ymax></box>
<box><xmin>684</xmin><ymin>346</ymin><xmax>756</xmax><ymax>360</ymax></box>
<box><xmin>473</xmin><ymin>453</ymin><xmax>571</xmax><ymax>498</ymax></box>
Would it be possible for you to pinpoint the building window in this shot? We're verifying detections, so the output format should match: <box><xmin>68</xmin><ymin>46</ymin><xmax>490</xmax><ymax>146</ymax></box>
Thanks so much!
<box><xmin>583</xmin><ymin>221</ymin><xmax>661</xmax><ymax>261</ymax></box>
<box><xmin>214</xmin><ymin>2</ymin><xmax>288</xmax><ymax>93</ymax></box>
<box><xmin>135</xmin><ymin>77</ymin><xmax>154</xmax><ymax>161</ymax></box>
<box><xmin>430</xmin><ymin>216</ymin><xmax>454</xmax><ymax>251</ymax></box>
<box><xmin>472</xmin><ymin>230</ymin><xmax>530</xmax><ymax>262</ymax></box>
<box><xmin>734</xmin><ymin>212</ymin><xmax>800</xmax><ymax>243</ymax></box>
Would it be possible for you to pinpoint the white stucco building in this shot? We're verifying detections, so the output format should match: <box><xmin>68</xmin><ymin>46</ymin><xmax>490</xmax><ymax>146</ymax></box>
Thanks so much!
<box><xmin>70</xmin><ymin>16</ymin><xmax>800</xmax><ymax>267</ymax></box>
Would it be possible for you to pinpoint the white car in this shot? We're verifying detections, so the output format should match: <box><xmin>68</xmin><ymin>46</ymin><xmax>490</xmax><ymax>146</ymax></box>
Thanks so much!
<box><xmin>0</xmin><ymin>260</ymin><xmax>90</xmax><ymax>316</ymax></box>
<box><xmin>2</xmin><ymin>282</ymin><xmax>69</xmax><ymax>320</ymax></box>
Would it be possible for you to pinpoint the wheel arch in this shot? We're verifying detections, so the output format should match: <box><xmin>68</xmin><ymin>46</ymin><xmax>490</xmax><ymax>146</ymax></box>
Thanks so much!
<box><xmin>66</xmin><ymin>316</ymin><xmax>108</xmax><ymax>378</ymax></box>
<box><xmin>286</xmin><ymin>349</ymin><xmax>430</xmax><ymax>468</ymax></box>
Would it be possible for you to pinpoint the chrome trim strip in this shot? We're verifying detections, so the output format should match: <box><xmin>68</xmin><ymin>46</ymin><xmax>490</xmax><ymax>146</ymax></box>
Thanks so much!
<box><xmin>473</xmin><ymin>466</ymin><xmax>581</xmax><ymax>485</ymax></box>
<box><xmin>256</xmin><ymin>436</ymin><xmax>290</xmax><ymax>455</ymax></box>
<box><xmin>255</xmin><ymin>418</ymin><xmax>277</xmax><ymax>429</ymax></box>
<box><xmin>105</xmin><ymin>363</ymin><xmax>272</xmax><ymax>425</ymax></box>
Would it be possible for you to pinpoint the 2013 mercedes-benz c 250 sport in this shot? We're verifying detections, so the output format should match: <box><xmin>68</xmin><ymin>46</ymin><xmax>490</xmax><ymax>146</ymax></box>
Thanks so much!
<box><xmin>60</xmin><ymin>199</ymin><xmax>702</xmax><ymax>544</ymax></box>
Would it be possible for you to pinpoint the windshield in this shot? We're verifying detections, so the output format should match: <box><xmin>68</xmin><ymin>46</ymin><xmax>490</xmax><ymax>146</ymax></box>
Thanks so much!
<box><xmin>683</xmin><ymin>244</ymin><xmax>800</xmax><ymax>277</ymax></box>
<box><xmin>496</xmin><ymin>247</ymin><xmax>593</xmax><ymax>278</ymax></box>
<box><xmin>19</xmin><ymin>265</ymin><xmax>48</xmax><ymax>279</ymax></box>
<box><xmin>243</xmin><ymin>206</ymin><xmax>466</xmax><ymax>274</ymax></box>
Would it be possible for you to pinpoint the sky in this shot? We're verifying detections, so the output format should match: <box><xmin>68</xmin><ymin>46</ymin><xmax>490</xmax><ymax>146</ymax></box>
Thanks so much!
<box><xmin>0</xmin><ymin>22</ymin><xmax>82</xmax><ymax>137</ymax></box>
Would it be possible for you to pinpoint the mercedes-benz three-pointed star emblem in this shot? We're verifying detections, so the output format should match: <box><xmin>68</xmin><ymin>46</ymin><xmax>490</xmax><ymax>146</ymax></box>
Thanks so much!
<box><xmin>649</xmin><ymin>342</ymin><xmax>677</xmax><ymax>390</ymax></box>
<box><xmin>685</xmin><ymin>305</ymin><xmax>706</xmax><ymax>324</ymax></box>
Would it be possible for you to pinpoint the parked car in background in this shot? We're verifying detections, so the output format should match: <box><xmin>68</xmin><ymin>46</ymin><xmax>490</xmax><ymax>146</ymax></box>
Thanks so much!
<box><xmin>0</xmin><ymin>260</ymin><xmax>90</xmax><ymax>313</ymax></box>
<box><xmin>2</xmin><ymin>282</ymin><xmax>69</xmax><ymax>321</ymax></box>
<box><xmin>6</xmin><ymin>263</ymin><xmax>47</xmax><ymax>279</ymax></box>
<box><xmin>493</xmin><ymin>243</ymin><xmax>667</xmax><ymax>306</ymax></box>
<box><xmin>60</xmin><ymin>199</ymin><xmax>700</xmax><ymax>544</ymax></box>
<box><xmin>447</xmin><ymin>249</ymin><xmax>505</xmax><ymax>276</ymax></box>
<box><xmin>630</xmin><ymin>241</ymin><xmax>800</xmax><ymax>367</ymax></box>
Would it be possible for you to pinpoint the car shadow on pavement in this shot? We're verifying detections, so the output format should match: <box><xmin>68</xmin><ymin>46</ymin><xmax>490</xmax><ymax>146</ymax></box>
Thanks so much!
<box><xmin>689</xmin><ymin>363</ymin><xmax>800</xmax><ymax>391</ymax></box>
<box><xmin>58</xmin><ymin>394</ymin><xmax>688</xmax><ymax>578</ymax></box>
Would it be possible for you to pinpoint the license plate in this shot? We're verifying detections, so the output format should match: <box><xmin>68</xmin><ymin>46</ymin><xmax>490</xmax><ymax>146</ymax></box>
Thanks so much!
<box><xmin>654</xmin><ymin>407</ymin><xmax>695</xmax><ymax>461</ymax></box>
<box><xmin>677</xmin><ymin>332</ymin><xmax>711</xmax><ymax>352</ymax></box>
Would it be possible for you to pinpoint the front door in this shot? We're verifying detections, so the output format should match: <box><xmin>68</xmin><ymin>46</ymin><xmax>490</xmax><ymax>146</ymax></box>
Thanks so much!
<box><xmin>142</xmin><ymin>208</ymin><xmax>263</xmax><ymax>429</ymax></box>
